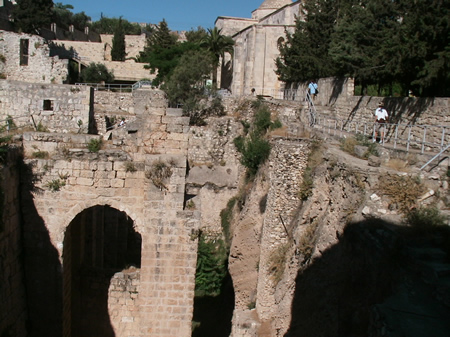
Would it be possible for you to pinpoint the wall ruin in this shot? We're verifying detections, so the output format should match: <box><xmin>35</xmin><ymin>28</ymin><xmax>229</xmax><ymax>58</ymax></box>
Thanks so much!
<box><xmin>0</xmin><ymin>31</ymin><xmax>68</xmax><ymax>84</ymax></box>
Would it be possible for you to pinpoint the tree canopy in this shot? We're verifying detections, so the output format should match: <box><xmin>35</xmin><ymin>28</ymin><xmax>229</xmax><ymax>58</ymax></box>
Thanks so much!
<box><xmin>276</xmin><ymin>0</ymin><xmax>450</xmax><ymax>96</ymax></box>
<box><xmin>80</xmin><ymin>62</ymin><xmax>114</xmax><ymax>83</ymax></box>
<box><xmin>13</xmin><ymin>0</ymin><xmax>54</xmax><ymax>33</ymax></box>
<box><xmin>90</xmin><ymin>15</ymin><xmax>142</xmax><ymax>35</ymax></box>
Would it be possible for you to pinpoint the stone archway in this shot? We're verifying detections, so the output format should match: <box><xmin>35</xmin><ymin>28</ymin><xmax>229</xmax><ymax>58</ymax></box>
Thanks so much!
<box><xmin>62</xmin><ymin>205</ymin><xmax>142</xmax><ymax>337</ymax></box>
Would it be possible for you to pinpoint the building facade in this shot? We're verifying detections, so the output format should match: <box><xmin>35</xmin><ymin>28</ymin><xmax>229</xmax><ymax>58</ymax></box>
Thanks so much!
<box><xmin>216</xmin><ymin>0</ymin><xmax>303</xmax><ymax>97</ymax></box>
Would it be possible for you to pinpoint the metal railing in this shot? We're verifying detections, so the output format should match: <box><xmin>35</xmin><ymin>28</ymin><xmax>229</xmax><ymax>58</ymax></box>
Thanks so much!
<box><xmin>75</xmin><ymin>80</ymin><xmax>153</xmax><ymax>93</ymax></box>
<box><xmin>313</xmin><ymin>114</ymin><xmax>450</xmax><ymax>155</ymax></box>
<box><xmin>305</xmin><ymin>91</ymin><xmax>317</xmax><ymax>126</ymax></box>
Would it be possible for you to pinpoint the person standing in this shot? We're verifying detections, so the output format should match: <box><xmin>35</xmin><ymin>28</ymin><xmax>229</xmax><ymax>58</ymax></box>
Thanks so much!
<box><xmin>308</xmin><ymin>80</ymin><xmax>318</xmax><ymax>100</ymax></box>
<box><xmin>374</xmin><ymin>102</ymin><xmax>389</xmax><ymax>143</ymax></box>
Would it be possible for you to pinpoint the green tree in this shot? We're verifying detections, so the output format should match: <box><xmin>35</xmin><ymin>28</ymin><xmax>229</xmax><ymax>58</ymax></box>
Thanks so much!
<box><xmin>162</xmin><ymin>49</ymin><xmax>212</xmax><ymax>108</ymax></box>
<box><xmin>200</xmin><ymin>27</ymin><xmax>234</xmax><ymax>87</ymax></box>
<box><xmin>276</xmin><ymin>0</ymin><xmax>338</xmax><ymax>84</ymax></box>
<box><xmin>140</xmin><ymin>19</ymin><xmax>177</xmax><ymax>58</ymax></box>
<box><xmin>90</xmin><ymin>14</ymin><xmax>142</xmax><ymax>35</ymax></box>
<box><xmin>111</xmin><ymin>18</ymin><xmax>126</xmax><ymax>61</ymax></box>
<box><xmin>71</xmin><ymin>11</ymin><xmax>91</xmax><ymax>31</ymax></box>
<box><xmin>52</xmin><ymin>2</ymin><xmax>74</xmax><ymax>30</ymax></box>
<box><xmin>144</xmin><ymin>41</ymin><xmax>199</xmax><ymax>86</ymax></box>
<box><xmin>185</xmin><ymin>26</ymin><xmax>208</xmax><ymax>43</ymax></box>
<box><xmin>13</xmin><ymin>0</ymin><xmax>54</xmax><ymax>33</ymax></box>
<box><xmin>80</xmin><ymin>62</ymin><xmax>114</xmax><ymax>83</ymax></box>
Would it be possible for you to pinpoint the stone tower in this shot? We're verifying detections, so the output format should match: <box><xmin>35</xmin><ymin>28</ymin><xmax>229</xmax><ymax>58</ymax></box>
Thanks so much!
<box><xmin>252</xmin><ymin>0</ymin><xmax>293</xmax><ymax>20</ymax></box>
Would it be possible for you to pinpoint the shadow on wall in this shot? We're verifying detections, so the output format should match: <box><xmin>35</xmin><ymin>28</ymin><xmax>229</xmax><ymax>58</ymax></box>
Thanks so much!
<box><xmin>20</xmin><ymin>160</ymin><xmax>63</xmax><ymax>337</ymax></box>
<box><xmin>64</xmin><ymin>205</ymin><xmax>141</xmax><ymax>337</ymax></box>
<box><xmin>328</xmin><ymin>77</ymin><xmax>347</xmax><ymax>106</ymax></box>
<box><xmin>284</xmin><ymin>218</ymin><xmax>450</xmax><ymax>337</ymax></box>
<box><xmin>384</xmin><ymin>97</ymin><xmax>436</xmax><ymax>126</ymax></box>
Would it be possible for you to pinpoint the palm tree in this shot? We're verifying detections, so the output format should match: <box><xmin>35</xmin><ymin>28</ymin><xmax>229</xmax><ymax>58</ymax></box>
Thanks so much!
<box><xmin>200</xmin><ymin>27</ymin><xmax>234</xmax><ymax>87</ymax></box>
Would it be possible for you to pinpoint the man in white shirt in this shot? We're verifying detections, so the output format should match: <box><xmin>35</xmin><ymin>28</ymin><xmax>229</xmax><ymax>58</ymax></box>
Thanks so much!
<box><xmin>374</xmin><ymin>102</ymin><xmax>389</xmax><ymax>143</ymax></box>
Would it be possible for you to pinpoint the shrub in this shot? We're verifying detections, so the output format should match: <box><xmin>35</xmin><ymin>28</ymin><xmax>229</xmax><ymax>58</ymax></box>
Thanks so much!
<box><xmin>186</xmin><ymin>200</ymin><xmax>196</xmax><ymax>210</ymax></box>
<box><xmin>378</xmin><ymin>174</ymin><xmax>426</xmax><ymax>213</ymax></box>
<box><xmin>46</xmin><ymin>179</ymin><xmax>66</xmax><ymax>192</ymax></box>
<box><xmin>220</xmin><ymin>197</ymin><xmax>237</xmax><ymax>244</ymax></box>
<box><xmin>268</xmin><ymin>243</ymin><xmax>289</xmax><ymax>284</ymax></box>
<box><xmin>297</xmin><ymin>220</ymin><xmax>319</xmax><ymax>262</ymax></box>
<box><xmin>270</xmin><ymin>118</ymin><xmax>283</xmax><ymax>130</ymax></box>
<box><xmin>32</xmin><ymin>150</ymin><xmax>49</xmax><ymax>159</ymax></box>
<box><xmin>239</xmin><ymin>132</ymin><xmax>271</xmax><ymax>178</ymax></box>
<box><xmin>80</xmin><ymin>62</ymin><xmax>114</xmax><ymax>83</ymax></box>
<box><xmin>340</xmin><ymin>134</ymin><xmax>378</xmax><ymax>158</ymax></box>
<box><xmin>36</xmin><ymin>122</ymin><xmax>49</xmax><ymax>132</ymax></box>
<box><xmin>125</xmin><ymin>161</ymin><xmax>137</xmax><ymax>173</ymax></box>
<box><xmin>194</xmin><ymin>235</ymin><xmax>228</xmax><ymax>297</ymax></box>
<box><xmin>254</xmin><ymin>104</ymin><xmax>272</xmax><ymax>135</ymax></box>
<box><xmin>406</xmin><ymin>207</ymin><xmax>447</xmax><ymax>228</ymax></box>
<box><xmin>299</xmin><ymin>167</ymin><xmax>314</xmax><ymax>200</ymax></box>
<box><xmin>145</xmin><ymin>160</ymin><xmax>174</xmax><ymax>190</ymax></box>
<box><xmin>87</xmin><ymin>138</ymin><xmax>102</xmax><ymax>152</ymax></box>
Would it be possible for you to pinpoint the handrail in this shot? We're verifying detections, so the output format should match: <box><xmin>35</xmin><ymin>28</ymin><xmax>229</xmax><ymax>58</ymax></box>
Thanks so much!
<box><xmin>312</xmin><ymin>114</ymin><xmax>450</xmax><ymax>155</ymax></box>
<box><xmin>420</xmin><ymin>143</ymin><xmax>450</xmax><ymax>170</ymax></box>
<box><xmin>75</xmin><ymin>80</ymin><xmax>153</xmax><ymax>93</ymax></box>
<box><xmin>305</xmin><ymin>91</ymin><xmax>317</xmax><ymax>126</ymax></box>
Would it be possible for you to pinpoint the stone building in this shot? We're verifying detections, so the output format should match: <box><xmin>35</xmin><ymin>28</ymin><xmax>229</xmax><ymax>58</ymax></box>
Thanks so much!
<box><xmin>215</xmin><ymin>0</ymin><xmax>303</xmax><ymax>97</ymax></box>
<box><xmin>0</xmin><ymin>30</ymin><xmax>69</xmax><ymax>84</ymax></box>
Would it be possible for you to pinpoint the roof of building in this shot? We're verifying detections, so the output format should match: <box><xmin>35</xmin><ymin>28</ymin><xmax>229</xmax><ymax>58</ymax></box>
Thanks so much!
<box><xmin>258</xmin><ymin>0</ymin><xmax>293</xmax><ymax>9</ymax></box>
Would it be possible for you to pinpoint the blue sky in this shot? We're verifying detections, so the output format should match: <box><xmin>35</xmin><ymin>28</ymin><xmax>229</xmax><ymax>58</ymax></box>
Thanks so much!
<box><xmin>64</xmin><ymin>0</ymin><xmax>267</xmax><ymax>31</ymax></box>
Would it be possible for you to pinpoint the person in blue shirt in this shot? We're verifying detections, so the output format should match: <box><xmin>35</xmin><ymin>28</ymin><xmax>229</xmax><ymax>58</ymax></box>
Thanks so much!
<box><xmin>308</xmin><ymin>80</ymin><xmax>318</xmax><ymax>100</ymax></box>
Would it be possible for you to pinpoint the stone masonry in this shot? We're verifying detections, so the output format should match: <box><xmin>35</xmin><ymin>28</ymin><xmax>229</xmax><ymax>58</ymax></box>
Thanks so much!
<box><xmin>0</xmin><ymin>31</ymin><xmax>68</xmax><ymax>84</ymax></box>
<box><xmin>16</xmin><ymin>87</ymin><xmax>199</xmax><ymax>337</ymax></box>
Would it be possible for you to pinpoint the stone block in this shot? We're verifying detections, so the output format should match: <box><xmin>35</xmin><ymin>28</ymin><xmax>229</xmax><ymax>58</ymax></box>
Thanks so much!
<box><xmin>77</xmin><ymin>177</ymin><xmax>94</xmax><ymax>186</ymax></box>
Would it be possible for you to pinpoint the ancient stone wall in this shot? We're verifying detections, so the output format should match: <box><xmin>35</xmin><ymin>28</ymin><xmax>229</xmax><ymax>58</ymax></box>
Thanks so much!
<box><xmin>0</xmin><ymin>31</ymin><xmax>68</xmax><ymax>84</ymax></box>
<box><xmin>100</xmin><ymin>34</ymin><xmax>147</xmax><ymax>60</ymax></box>
<box><xmin>52</xmin><ymin>40</ymin><xmax>105</xmax><ymax>63</ymax></box>
<box><xmin>0</xmin><ymin>149</ymin><xmax>28</xmax><ymax>337</ymax></box>
<box><xmin>255</xmin><ymin>139</ymin><xmax>309</xmax><ymax>333</ymax></box>
<box><xmin>0</xmin><ymin>80</ymin><xmax>91</xmax><ymax>133</ymax></box>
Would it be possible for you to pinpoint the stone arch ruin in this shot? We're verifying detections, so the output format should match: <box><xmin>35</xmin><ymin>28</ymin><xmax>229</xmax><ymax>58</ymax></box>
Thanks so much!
<box><xmin>63</xmin><ymin>205</ymin><xmax>141</xmax><ymax>337</ymax></box>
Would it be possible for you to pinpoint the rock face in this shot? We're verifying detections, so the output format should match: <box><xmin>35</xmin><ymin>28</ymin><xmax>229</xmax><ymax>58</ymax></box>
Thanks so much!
<box><xmin>227</xmin><ymin>132</ymin><xmax>450</xmax><ymax>337</ymax></box>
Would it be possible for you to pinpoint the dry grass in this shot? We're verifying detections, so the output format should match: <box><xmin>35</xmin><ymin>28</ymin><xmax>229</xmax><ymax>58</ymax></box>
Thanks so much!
<box><xmin>378</xmin><ymin>174</ymin><xmax>426</xmax><ymax>213</ymax></box>
<box><xmin>385</xmin><ymin>158</ymin><xmax>409</xmax><ymax>172</ymax></box>
<box><xmin>268</xmin><ymin>242</ymin><xmax>290</xmax><ymax>284</ymax></box>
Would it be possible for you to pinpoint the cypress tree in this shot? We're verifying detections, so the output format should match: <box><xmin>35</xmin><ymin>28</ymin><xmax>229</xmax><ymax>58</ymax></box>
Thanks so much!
<box><xmin>111</xmin><ymin>18</ymin><xmax>126</xmax><ymax>61</ymax></box>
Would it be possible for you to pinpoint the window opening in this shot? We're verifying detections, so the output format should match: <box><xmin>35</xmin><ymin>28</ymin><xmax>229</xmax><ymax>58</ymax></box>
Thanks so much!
<box><xmin>20</xmin><ymin>39</ymin><xmax>29</xmax><ymax>66</ymax></box>
<box><xmin>43</xmin><ymin>99</ymin><xmax>53</xmax><ymax>111</ymax></box>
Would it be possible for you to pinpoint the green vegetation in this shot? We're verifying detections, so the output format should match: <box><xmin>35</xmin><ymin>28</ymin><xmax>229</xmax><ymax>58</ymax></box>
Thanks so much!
<box><xmin>111</xmin><ymin>18</ymin><xmax>126</xmax><ymax>61</ymax></box>
<box><xmin>220</xmin><ymin>197</ymin><xmax>237</xmax><ymax>245</ymax></box>
<box><xmin>340</xmin><ymin>134</ymin><xmax>378</xmax><ymax>159</ymax></box>
<box><xmin>406</xmin><ymin>207</ymin><xmax>448</xmax><ymax>229</ymax></box>
<box><xmin>234</xmin><ymin>101</ymin><xmax>278</xmax><ymax>178</ymax></box>
<box><xmin>276</xmin><ymin>0</ymin><xmax>450</xmax><ymax>97</ymax></box>
<box><xmin>298</xmin><ymin>140</ymin><xmax>324</xmax><ymax>201</ymax></box>
<box><xmin>80</xmin><ymin>63</ymin><xmax>114</xmax><ymax>83</ymax></box>
<box><xmin>125</xmin><ymin>161</ymin><xmax>137</xmax><ymax>173</ymax></box>
<box><xmin>13</xmin><ymin>0</ymin><xmax>53</xmax><ymax>33</ymax></box>
<box><xmin>199</xmin><ymin>27</ymin><xmax>234</xmax><ymax>86</ymax></box>
<box><xmin>87</xmin><ymin>138</ymin><xmax>102</xmax><ymax>152</ymax></box>
<box><xmin>31</xmin><ymin>150</ymin><xmax>49</xmax><ymax>159</ymax></box>
<box><xmin>194</xmin><ymin>234</ymin><xmax>228</xmax><ymax>297</ymax></box>
<box><xmin>46</xmin><ymin>178</ymin><xmax>66</xmax><ymax>192</ymax></box>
